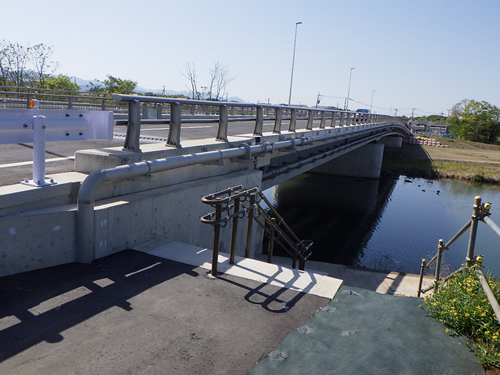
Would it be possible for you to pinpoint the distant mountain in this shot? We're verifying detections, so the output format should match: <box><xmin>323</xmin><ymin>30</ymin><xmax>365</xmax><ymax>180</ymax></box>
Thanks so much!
<box><xmin>70</xmin><ymin>76</ymin><xmax>246</xmax><ymax>103</ymax></box>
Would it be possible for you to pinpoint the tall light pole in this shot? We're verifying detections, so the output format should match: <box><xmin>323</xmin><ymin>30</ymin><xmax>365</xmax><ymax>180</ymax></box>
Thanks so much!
<box><xmin>370</xmin><ymin>90</ymin><xmax>375</xmax><ymax>113</ymax></box>
<box><xmin>288</xmin><ymin>21</ymin><xmax>302</xmax><ymax>106</ymax></box>
<box><xmin>344</xmin><ymin>67</ymin><xmax>354</xmax><ymax>110</ymax></box>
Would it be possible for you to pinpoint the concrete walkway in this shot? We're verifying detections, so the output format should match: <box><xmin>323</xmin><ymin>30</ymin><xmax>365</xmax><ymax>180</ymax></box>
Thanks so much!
<box><xmin>0</xmin><ymin>240</ymin><xmax>485</xmax><ymax>374</ymax></box>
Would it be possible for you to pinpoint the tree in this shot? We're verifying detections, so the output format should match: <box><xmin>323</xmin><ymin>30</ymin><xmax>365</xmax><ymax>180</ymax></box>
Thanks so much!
<box><xmin>0</xmin><ymin>41</ymin><xmax>30</xmax><ymax>87</ymax></box>
<box><xmin>29</xmin><ymin>43</ymin><xmax>57</xmax><ymax>88</ymax></box>
<box><xmin>88</xmin><ymin>75</ymin><xmax>137</xmax><ymax>94</ymax></box>
<box><xmin>447</xmin><ymin>99</ymin><xmax>500</xmax><ymax>144</ymax></box>
<box><xmin>45</xmin><ymin>75</ymin><xmax>79</xmax><ymax>92</ymax></box>
<box><xmin>103</xmin><ymin>75</ymin><xmax>137</xmax><ymax>94</ymax></box>
<box><xmin>183</xmin><ymin>61</ymin><xmax>235</xmax><ymax>101</ymax></box>
<box><xmin>212</xmin><ymin>62</ymin><xmax>234</xmax><ymax>101</ymax></box>
<box><xmin>0</xmin><ymin>40</ymin><xmax>58</xmax><ymax>88</ymax></box>
<box><xmin>182</xmin><ymin>62</ymin><xmax>199</xmax><ymax>99</ymax></box>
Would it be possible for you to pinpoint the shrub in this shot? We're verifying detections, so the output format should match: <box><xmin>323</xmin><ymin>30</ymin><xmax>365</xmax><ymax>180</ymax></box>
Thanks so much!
<box><xmin>424</xmin><ymin>265</ymin><xmax>500</xmax><ymax>367</ymax></box>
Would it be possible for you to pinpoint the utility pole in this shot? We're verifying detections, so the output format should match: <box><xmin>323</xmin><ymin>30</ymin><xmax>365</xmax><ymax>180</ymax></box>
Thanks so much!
<box><xmin>344</xmin><ymin>67</ymin><xmax>354</xmax><ymax>110</ymax></box>
<box><xmin>316</xmin><ymin>92</ymin><xmax>321</xmax><ymax>108</ymax></box>
<box><xmin>411</xmin><ymin>108</ymin><xmax>416</xmax><ymax>119</ymax></box>
<box><xmin>288</xmin><ymin>21</ymin><xmax>302</xmax><ymax>106</ymax></box>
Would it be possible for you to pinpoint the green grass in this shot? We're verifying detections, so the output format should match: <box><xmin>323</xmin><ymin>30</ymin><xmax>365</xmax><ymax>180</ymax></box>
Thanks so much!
<box><xmin>423</xmin><ymin>264</ymin><xmax>500</xmax><ymax>367</ymax></box>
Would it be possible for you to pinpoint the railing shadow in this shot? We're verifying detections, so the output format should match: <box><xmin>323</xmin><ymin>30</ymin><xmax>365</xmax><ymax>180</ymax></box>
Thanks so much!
<box><xmin>0</xmin><ymin>250</ymin><xmax>198</xmax><ymax>362</ymax></box>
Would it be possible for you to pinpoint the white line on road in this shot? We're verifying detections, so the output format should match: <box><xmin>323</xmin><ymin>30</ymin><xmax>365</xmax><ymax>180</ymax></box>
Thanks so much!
<box><xmin>0</xmin><ymin>156</ymin><xmax>74</xmax><ymax>169</ymax></box>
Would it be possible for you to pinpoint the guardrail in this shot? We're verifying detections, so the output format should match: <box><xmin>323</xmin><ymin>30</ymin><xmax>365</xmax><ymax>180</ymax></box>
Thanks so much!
<box><xmin>0</xmin><ymin>86</ymin><xmax>125</xmax><ymax>112</ymax></box>
<box><xmin>418</xmin><ymin>196</ymin><xmax>500</xmax><ymax>323</ymax></box>
<box><xmin>0</xmin><ymin>87</ymin><xmax>398</xmax><ymax>153</ymax></box>
<box><xmin>112</xmin><ymin>93</ymin><xmax>389</xmax><ymax>152</ymax></box>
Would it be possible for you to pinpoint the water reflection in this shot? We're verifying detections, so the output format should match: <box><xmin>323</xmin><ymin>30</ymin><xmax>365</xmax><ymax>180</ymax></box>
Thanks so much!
<box><xmin>263</xmin><ymin>173</ymin><xmax>500</xmax><ymax>276</ymax></box>
<box><xmin>264</xmin><ymin>173</ymin><xmax>397</xmax><ymax>268</ymax></box>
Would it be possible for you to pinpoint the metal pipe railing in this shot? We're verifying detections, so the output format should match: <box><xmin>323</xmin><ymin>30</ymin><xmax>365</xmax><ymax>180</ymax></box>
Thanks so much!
<box><xmin>418</xmin><ymin>196</ymin><xmax>500</xmax><ymax>323</ymax></box>
<box><xmin>200</xmin><ymin>186</ymin><xmax>312</xmax><ymax>276</ymax></box>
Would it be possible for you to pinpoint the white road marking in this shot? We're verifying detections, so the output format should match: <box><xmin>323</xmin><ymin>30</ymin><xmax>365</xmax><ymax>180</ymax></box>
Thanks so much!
<box><xmin>0</xmin><ymin>156</ymin><xmax>74</xmax><ymax>169</ymax></box>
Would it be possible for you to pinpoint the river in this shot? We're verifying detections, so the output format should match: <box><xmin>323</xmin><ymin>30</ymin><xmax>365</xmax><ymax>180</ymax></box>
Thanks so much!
<box><xmin>263</xmin><ymin>173</ymin><xmax>500</xmax><ymax>277</ymax></box>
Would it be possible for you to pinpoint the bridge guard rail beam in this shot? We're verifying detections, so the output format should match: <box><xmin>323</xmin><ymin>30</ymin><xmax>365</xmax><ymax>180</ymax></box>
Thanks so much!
<box><xmin>112</xmin><ymin>93</ymin><xmax>394</xmax><ymax>152</ymax></box>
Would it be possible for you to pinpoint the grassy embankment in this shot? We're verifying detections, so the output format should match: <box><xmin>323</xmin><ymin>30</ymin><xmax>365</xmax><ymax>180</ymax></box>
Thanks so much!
<box><xmin>382</xmin><ymin>135</ymin><xmax>500</xmax><ymax>183</ymax></box>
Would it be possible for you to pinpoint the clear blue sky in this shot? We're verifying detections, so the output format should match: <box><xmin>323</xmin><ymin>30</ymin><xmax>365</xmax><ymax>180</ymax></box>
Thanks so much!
<box><xmin>2</xmin><ymin>0</ymin><xmax>499</xmax><ymax>117</ymax></box>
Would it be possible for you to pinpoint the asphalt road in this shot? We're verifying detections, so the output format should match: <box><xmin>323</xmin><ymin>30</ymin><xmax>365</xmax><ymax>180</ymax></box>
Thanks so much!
<box><xmin>0</xmin><ymin>121</ymin><xmax>264</xmax><ymax>187</ymax></box>
<box><xmin>0</xmin><ymin>119</ymin><xmax>319</xmax><ymax>188</ymax></box>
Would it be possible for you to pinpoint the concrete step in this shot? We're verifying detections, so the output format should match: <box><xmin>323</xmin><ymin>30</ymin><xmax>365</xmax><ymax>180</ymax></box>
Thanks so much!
<box><xmin>133</xmin><ymin>238</ymin><xmax>343</xmax><ymax>299</ymax></box>
<box><xmin>257</xmin><ymin>254</ymin><xmax>434</xmax><ymax>297</ymax></box>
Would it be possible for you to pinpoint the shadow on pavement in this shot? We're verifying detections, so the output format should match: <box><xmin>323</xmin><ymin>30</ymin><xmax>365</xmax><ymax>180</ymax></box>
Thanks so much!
<box><xmin>0</xmin><ymin>250</ymin><xmax>328</xmax><ymax>374</ymax></box>
<box><xmin>0</xmin><ymin>250</ymin><xmax>198</xmax><ymax>362</ymax></box>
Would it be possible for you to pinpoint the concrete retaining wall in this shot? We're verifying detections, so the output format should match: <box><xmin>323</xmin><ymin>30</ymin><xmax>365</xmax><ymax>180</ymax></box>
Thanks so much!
<box><xmin>0</xmin><ymin>169</ymin><xmax>263</xmax><ymax>277</ymax></box>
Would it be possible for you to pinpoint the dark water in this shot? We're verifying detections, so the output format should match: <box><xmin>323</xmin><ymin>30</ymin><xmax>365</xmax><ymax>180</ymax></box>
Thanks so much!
<box><xmin>263</xmin><ymin>173</ymin><xmax>500</xmax><ymax>276</ymax></box>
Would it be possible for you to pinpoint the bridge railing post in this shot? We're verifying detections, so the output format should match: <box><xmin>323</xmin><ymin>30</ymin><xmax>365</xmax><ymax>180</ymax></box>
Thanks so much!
<box><xmin>339</xmin><ymin>112</ymin><xmax>345</xmax><ymax>127</ymax></box>
<box><xmin>167</xmin><ymin>102</ymin><xmax>181</xmax><ymax>147</ymax></box>
<box><xmin>254</xmin><ymin>106</ymin><xmax>263</xmax><ymax>136</ymax></box>
<box><xmin>319</xmin><ymin>111</ymin><xmax>326</xmax><ymax>129</ymax></box>
<box><xmin>273</xmin><ymin>107</ymin><xmax>282</xmax><ymax>133</ymax></box>
<box><xmin>123</xmin><ymin>99</ymin><xmax>141</xmax><ymax>152</ymax></box>
<box><xmin>217</xmin><ymin>105</ymin><xmax>229</xmax><ymax>141</ymax></box>
<box><xmin>289</xmin><ymin>108</ymin><xmax>297</xmax><ymax>132</ymax></box>
<box><xmin>330</xmin><ymin>112</ymin><xmax>337</xmax><ymax>127</ymax></box>
<box><xmin>306</xmin><ymin>110</ymin><xmax>314</xmax><ymax>130</ymax></box>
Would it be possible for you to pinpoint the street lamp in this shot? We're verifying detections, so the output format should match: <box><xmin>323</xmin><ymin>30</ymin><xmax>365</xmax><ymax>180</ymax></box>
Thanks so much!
<box><xmin>345</xmin><ymin>67</ymin><xmax>354</xmax><ymax>110</ymax></box>
<box><xmin>288</xmin><ymin>21</ymin><xmax>302</xmax><ymax>106</ymax></box>
<box><xmin>370</xmin><ymin>90</ymin><xmax>375</xmax><ymax>113</ymax></box>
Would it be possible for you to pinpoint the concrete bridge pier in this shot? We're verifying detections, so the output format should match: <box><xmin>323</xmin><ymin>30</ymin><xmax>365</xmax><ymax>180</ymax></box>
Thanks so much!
<box><xmin>310</xmin><ymin>141</ymin><xmax>385</xmax><ymax>179</ymax></box>
<box><xmin>379</xmin><ymin>135</ymin><xmax>403</xmax><ymax>148</ymax></box>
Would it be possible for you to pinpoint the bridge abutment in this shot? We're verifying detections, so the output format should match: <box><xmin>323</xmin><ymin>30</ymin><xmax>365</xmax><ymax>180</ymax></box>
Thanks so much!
<box><xmin>309</xmin><ymin>141</ymin><xmax>385</xmax><ymax>179</ymax></box>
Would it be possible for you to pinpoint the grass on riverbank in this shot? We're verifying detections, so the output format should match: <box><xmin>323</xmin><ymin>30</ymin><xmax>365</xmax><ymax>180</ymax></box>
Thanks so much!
<box><xmin>383</xmin><ymin>136</ymin><xmax>500</xmax><ymax>183</ymax></box>
<box><xmin>423</xmin><ymin>264</ymin><xmax>500</xmax><ymax>369</ymax></box>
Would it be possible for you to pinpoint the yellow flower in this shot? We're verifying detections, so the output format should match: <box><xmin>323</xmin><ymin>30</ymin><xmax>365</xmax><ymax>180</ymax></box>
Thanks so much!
<box><xmin>485</xmin><ymin>331</ymin><xmax>491</xmax><ymax>335</ymax></box>
<box><xmin>493</xmin><ymin>335</ymin><xmax>498</xmax><ymax>340</ymax></box>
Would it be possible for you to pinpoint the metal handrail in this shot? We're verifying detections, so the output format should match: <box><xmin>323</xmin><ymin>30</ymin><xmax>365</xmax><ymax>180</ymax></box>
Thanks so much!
<box><xmin>0</xmin><ymin>89</ymin><xmax>124</xmax><ymax>112</ymax></box>
<box><xmin>201</xmin><ymin>185</ymin><xmax>313</xmax><ymax>276</ymax></box>
<box><xmin>418</xmin><ymin>196</ymin><xmax>500</xmax><ymax>324</ymax></box>
<box><xmin>112</xmin><ymin>93</ymin><xmax>390</xmax><ymax>151</ymax></box>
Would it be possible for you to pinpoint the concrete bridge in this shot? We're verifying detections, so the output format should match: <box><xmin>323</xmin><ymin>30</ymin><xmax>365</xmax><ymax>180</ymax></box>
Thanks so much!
<box><xmin>0</xmin><ymin>95</ymin><xmax>410</xmax><ymax>277</ymax></box>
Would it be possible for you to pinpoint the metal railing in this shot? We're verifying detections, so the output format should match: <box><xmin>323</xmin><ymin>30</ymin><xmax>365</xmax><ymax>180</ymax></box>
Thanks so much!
<box><xmin>0</xmin><ymin>88</ymin><xmax>399</xmax><ymax>153</ymax></box>
<box><xmin>0</xmin><ymin>86</ymin><xmax>126</xmax><ymax>112</ymax></box>
<box><xmin>111</xmin><ymin>94</ymin><xmax>390</xmax><ymax>152</ymax></box>
<box><xmin>418</xmin><ymin>196</ymin><xmax>500</xmax><ymax>323</ymax></box>
<box><xmin>200</xmin><ymin>185</ymin><xmax>313</xmax><ymax>277</ymax></box>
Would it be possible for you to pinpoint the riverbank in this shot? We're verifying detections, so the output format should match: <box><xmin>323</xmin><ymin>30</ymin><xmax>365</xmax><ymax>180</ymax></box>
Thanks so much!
<box><xmin>383</xmin><ymin>136</ymin><xmax>500</xmax><ymax>183</ymax></box>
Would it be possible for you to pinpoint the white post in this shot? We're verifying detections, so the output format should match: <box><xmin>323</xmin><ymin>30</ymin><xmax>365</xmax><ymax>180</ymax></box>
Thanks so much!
<box><xmin>30</xmin><ymin>115</ymin><xmax>52</xmax><ymax>186</ymax></box>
